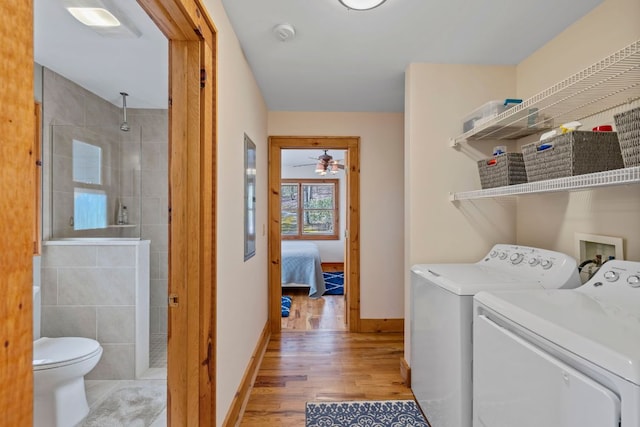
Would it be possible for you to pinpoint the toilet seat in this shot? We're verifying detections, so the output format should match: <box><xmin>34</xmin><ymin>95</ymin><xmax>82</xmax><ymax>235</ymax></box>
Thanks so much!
<box><xmin>33</xmin><ymin>337</ymin><xmax>102</xmax><ymax>371</ymax></box>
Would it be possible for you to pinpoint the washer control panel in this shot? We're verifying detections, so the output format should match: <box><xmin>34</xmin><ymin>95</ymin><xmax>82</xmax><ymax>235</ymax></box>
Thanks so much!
<box><xmin>485</xmin><ymin>244</ymin><xmax>566</xmax><ymax>271</ymax></box>
<box><xmin>482</xmin><ymin>244</ymin><xmax>581</xmax><ymax>289</ymax></box>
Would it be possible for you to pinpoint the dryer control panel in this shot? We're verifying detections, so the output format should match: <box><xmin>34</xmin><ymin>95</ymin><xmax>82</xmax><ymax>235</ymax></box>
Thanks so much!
<box><xmin>581</xmin><ymin>260</ymin><xmax>640</xmax><ymax>291</ymax></box>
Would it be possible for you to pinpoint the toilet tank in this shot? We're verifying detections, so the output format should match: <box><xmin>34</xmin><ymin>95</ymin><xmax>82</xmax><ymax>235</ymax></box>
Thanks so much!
<box><xmin>33</xmin><ymin>286</ymin><xmax>41</xmax><ymax>340</ymax></box>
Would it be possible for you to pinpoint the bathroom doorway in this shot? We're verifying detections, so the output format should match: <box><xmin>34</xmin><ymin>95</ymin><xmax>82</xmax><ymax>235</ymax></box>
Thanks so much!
<box><xmin>0</xmin><ymin>1</ymin><xmax>217</xmax><ymax>425</ymax></box>
<box><xmin>35</xmin><ymin>0</ymin><xmax>170</xmax><ymax>405</ymax></box>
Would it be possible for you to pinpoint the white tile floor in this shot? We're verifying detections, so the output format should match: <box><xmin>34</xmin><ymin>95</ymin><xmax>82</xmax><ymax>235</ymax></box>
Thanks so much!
<box><xmin>150</xmin><ymin>334</ymin><xmax>167</xmax><ymax>368</ymax></box>
<box><xmin>83</xmin><ymin>379</ymin><xmax>167</xmax><ymax>427</ymax></box>
<box><xmin>82</xmin><ymin>336</ymin><xmax>168</xmax><ymax>427</ymax></box>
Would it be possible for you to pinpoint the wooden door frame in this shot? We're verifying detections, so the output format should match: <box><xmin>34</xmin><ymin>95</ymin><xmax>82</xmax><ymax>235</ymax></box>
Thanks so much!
<box><xmin>0</xmin><ymin>1</ymin><xmax>217</xmax><ymax>426</ymax></box>
<box><xmin>1</xmin><ymin>2</ymin><xmax>36</xmax><ymax>423</ymax></box>
<box><xmin>268</xmin><ymin>136</ymin><xmax>361</xmax><ymax>333</ymax></box>
<box><xmin>136</xmin><ymin>1</ymin><xmax>217</xmax><ymax>425</ymax></box>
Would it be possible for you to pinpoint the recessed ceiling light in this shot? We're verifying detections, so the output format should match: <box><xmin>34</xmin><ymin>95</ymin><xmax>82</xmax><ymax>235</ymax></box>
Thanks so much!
<box><xmin>63</xmin><ymin>0</ymin><xmax>142</xmax><ymax>38</ymax></box>
<box><xmin>339</xmin><ymin>0</ymin><xmax>387</xmax><ymax>11</ymax></box>
<box><xmin>67</xmin><ymin>7</ymin><xmax>121</xmax><ymax>27</ymax></box>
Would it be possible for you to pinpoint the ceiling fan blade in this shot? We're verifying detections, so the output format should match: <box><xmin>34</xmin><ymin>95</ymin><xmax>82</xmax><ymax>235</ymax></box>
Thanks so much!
<box><xmin>292</xmin><ymin>163</ymin><xmax>317</xmax><ymax>167</ymax></box>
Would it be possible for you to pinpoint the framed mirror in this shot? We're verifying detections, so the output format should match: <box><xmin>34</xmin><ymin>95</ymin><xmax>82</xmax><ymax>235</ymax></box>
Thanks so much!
<box><xmin>244</xmin><ymin>134</ymin><xmax>256</xmax><ymax>261</ymax></box>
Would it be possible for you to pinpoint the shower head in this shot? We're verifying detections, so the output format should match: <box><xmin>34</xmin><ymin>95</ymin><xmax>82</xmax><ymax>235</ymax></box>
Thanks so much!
<box><xmin>120</xmin><ymin>92</ymin><xmax>130</xmax><ymax>132</ymax></box>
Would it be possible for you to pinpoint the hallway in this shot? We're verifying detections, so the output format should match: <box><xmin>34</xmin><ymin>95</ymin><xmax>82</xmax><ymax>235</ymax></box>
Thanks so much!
<box><xmin>240</xmin><ymin>331</ymin><xmax>414</xmax><ymax>426</ymax></box>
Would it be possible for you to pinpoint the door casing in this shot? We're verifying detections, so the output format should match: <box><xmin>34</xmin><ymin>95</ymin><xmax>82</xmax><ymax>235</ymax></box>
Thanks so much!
<box><xmin>268</xmin><ymin>136</ymin><xmax>361</xmax><ymax>333</ymax></box>
<box><xmin>136</xmin><ymin>1</ymin><xmax>218</xmax><ymax>425</ymax></box>
<box><xmin>0</xmin><ymin>1</ymin><xmax>218</xmax><ymax>425</ymax></box>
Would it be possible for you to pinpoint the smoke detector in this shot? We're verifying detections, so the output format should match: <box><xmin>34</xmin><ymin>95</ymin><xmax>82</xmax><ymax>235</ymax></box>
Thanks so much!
<box><xmin>273</xmin><ymin>24</ymin><xmax>296</xmax><ymax>42</ymax></box>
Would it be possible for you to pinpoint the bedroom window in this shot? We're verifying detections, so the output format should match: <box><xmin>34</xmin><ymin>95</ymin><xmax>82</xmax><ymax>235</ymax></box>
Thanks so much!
<box><xmin>281</xmin><ymin>179</ymin><xmax>339</xmax><ymax>240</ymax></box>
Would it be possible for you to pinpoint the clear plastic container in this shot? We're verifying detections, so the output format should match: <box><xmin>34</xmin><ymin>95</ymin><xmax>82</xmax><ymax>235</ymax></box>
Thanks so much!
<box><xmin>462</xmin><ymin>100</ymin><xmax>516</xmax><ymax>133</ymax></box>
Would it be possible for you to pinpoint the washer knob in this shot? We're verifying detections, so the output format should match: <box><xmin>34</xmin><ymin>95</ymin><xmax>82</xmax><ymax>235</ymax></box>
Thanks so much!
<box><xmin>490</xmin><ymin>250</ymin><xmax>498</xmax><ymax>258</ymax></box>
<box><xmin>627</xmin><ymin>275</ymin><xmax>640</xmax><ymax>288</ymax></box>
<box><xmin>540</xmin><ymin>259</ymin><xmax>553</xmax><ymax>270</ymax></box>
<box><xmin>499</xmin><ymin>252</ymin><xmax>508</xmax><ymax>260</ymax></box>
<box><xmin>528</xmin><ymin>258</ymin><xmax>540</xmax><ymax>267</ymax></box>
<box><xmin>510</xmin><ymin>253</ymin><xmax>524</xmax><ymax>264</ymax></box>
<box><xmin>603</xmin><ymin>271</ymin><xmax>619</xmax><ymax>282</ymax></box>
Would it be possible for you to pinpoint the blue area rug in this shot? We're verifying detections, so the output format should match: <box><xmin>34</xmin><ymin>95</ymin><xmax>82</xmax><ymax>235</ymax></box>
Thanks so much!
<box><xmin>323</xmin><ymin>271</ymin><xmax>344</xmax><ymax>295</ymax></box>
<box><xmin>281</xmin><ymin>295</ymin><xmax>292</xmax><ymax>317</ymax></box>
<box><xmin>306</xmin><ymin>400</ymin><xmax>428</xmax><ymax>426</ymax></box>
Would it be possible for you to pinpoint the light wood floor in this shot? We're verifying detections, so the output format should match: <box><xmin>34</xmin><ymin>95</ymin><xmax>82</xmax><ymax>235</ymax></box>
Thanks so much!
<box><xmin>240</xmin><ymin>331</ymin><xmax>415</xmax><ymax>426</ymax></box>
<box><xmin>281</xmin><ymin>288</ymin><xmax>347</xmax><ymax>331</ymax></box>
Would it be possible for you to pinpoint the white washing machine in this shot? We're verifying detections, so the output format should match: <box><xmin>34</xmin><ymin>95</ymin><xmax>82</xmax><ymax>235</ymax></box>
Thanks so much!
<box><xmin>410</xmin><ymin>244</ymin><xmax>581</xmax><ymax>427</ymax></box>
<box><xmin>473</xmin><ymin>260</ymin><xmax>640</xmax><ymax>427</ymax></box>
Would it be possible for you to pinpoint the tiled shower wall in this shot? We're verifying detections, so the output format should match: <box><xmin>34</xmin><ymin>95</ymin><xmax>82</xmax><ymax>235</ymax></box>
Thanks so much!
<box><xmin>126</xmin><ymin>109</ymin><xmax>169</xmax><ymax>341</ymax></box>
<box><xmin>40</xmin><ymin>67</ymin><xmax>168</xmax><ymax>375</ymax></box>
<box><xmin>41</xmin><ymin>241</ymin><xmax>149</xmax><ymax>380</ymax></box>
<box><xmin>42</xmin><ymin>67</ymin><xmax>124</xmax><ymax>240</ymax></box>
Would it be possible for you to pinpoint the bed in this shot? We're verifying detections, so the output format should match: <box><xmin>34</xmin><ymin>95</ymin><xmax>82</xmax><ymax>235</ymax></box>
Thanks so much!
<box><xmin>281</xmin><ymin>241</ymin><xmax>326</xmax><ymax>298</ymax></box>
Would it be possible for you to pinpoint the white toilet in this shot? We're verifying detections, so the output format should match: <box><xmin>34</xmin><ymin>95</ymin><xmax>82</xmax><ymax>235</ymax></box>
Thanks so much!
<box><xmin>33</xmin><ymin>286</ymin><xmax>103</xmax><ymax>427</ymax></box>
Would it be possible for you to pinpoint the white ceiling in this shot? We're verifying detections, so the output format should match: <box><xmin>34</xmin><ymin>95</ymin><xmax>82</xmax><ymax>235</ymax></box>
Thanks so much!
<box><xmin>222</xmin><ymin>0</ymin><xmax>603</xmax><ymax>112</ymax></box>
<box><xmin>33</xmin><ymin>0</ymin><xmax>603</xmax><ymax>112</ymax></box>
<box><xmin>34</xmin><ymin>0</ymin><xmax>168</xmax><ymax>109</ymax></box>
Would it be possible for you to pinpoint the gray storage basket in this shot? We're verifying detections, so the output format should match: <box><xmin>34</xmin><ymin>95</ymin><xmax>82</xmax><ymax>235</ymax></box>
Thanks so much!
<box><xmin>613</xmin><ymin>106</ymin><xmax>640</xmax><ymax>167</ymax></box>
<box><xmin>477</xmin><ymin>153</ymin><xmax>528</xmax><ymax>189</ymax></box>
<box><xmin>522</xmin><ymin>131</ymin><xmax>623</xmax><ymax>182</ymax></box>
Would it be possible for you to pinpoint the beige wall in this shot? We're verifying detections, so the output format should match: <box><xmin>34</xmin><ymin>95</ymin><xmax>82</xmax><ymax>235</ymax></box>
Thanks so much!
<box><xmin>404</xmin><ymin>0</ymin><xmax>640</xmax><ymax>367</ymax></box>
<box><xmin>404</xmin><ymin>63</ymin><xmax>519</xmax><ymax>364</ymax></box>
<box><xmin>515</xmin><ymin>0</ymin><xmax>640</xmax><ymax>261</ymax></box>
<box><xmin>200</xmin><ymin>1</ymin><xmax>269</xmax><ymax>425</ymax></box>
<box><xmin>269</xmin><ymin>112</ymin><xmax>404</xmax><ymax>318</ymax></box>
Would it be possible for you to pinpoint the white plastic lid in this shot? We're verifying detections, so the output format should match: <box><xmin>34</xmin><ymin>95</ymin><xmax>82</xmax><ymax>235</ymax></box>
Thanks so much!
<box><xmin>33</xmin><ymin>337</ymin><xmax>101</xmax><ymax>369</ymax></box>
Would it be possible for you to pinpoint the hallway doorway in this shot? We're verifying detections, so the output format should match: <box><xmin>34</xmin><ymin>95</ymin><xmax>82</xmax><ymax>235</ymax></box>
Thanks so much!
<box><xmin>268</xmin><ymin>136</ymin><xmax>360</xmax><ymax>333</ymax></box>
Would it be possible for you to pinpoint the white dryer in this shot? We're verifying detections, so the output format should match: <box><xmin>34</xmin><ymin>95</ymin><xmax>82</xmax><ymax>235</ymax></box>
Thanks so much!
<box><xmin>473</xmin><ymin>260</ymin><xmax>640</xmax><ymax>427</ymax></box>
<box><xmin>410</xmin><ymin>244</ymin><xmax>581</xmax><ymax>427</ymax></box>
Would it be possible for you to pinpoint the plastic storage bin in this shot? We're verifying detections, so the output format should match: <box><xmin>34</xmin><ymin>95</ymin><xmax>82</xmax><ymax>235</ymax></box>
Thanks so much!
<box><xmin>613</xmin><ymin>106</ymin><xmax>640</xmax><ymax>167</ymax></box>
<box><xmin>522</xmin><ymin>131</ymin><xmax>623</xmax><ymax>182</ymax></box>
<box><xmin>477</xmin><ymin>153</ymin><xmax>528</xmax><ymax>189</ymax></box>
<box><xmin>463</xmin><ymin>100</ymin><xmax>513</xmax><ymax>133</ymax></box>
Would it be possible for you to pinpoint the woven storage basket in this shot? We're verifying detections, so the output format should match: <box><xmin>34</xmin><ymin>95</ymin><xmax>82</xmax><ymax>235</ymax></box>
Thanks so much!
<box><xmin>613</xmin><ymin>106</ymin><xmax>640</xmax><ymax>167</ymax></box>
<box><xmin>522</xmin><ymin>131</ymin><xmax>623</xmax><ymax>182</ymax></box>
<box><xmin>477</xmin><ymin>153</ymin><xmax>528</xmax><ymax>189</ymax></box>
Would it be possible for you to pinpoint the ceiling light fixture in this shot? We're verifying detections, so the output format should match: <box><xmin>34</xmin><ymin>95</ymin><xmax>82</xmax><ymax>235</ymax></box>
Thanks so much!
<box><xmin>67</xmin><ymin>7</ymin><xmax>120</xmax><ymax>27</ymax></box>
<box><xmin>63</xmin><ymin>0</ymin><xmax>142</xmax><ymax>38</ymax></box>
<box><xmin>338</xmin><ymin>0</ymin><xmax>387</xmax><ymax>11</ymax></box>
<box><xmin>314</xmin><ymin>150</ymin><xmax>342</xmax><ymax>176</ymax></box>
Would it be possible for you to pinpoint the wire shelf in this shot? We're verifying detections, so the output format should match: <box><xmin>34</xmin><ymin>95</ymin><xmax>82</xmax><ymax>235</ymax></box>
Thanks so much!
<box><xmin>454</xmin><ymin>40</ymin><xmax>640</xmax><ymax>144</ymax></box>
<box><xmin>450</xmin><ymin>166</ymin><xmax>640</xmax><ymax>201</ymax></box>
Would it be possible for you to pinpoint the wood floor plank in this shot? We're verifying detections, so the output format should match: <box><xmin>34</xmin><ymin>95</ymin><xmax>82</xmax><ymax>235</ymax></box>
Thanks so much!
<box><xmin>281</xmin><ymin>288</ymin><xmax>346</xmax><ymax>331</ymax></box>
<box><xmin>239</xmin><ymin>331</ymin><xmax>415</xmax><ymax>426</ymax></box>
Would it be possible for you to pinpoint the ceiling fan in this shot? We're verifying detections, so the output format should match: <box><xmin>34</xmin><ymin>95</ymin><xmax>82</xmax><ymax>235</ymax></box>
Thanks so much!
<box><xmin>292</xmin><ymin>150</ymin><xmax>345</xmax><ymax>175</ymax></box>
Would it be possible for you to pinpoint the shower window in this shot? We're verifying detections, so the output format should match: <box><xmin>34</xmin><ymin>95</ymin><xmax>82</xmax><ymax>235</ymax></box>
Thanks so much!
<box><xmin>50</xmin><ymin>125</ymin><xmax>142</xmax><ymax>239</ymax></box>
<box><xmin>72</xmin><ymin>140</ymin><xmax>106</xmax><ymax>230</ymax></box>
<box><xmin>73</xmin><ymin>188</ymin><xmax>107</xmax><ymax>230</ymax></box>
<box><xmin>73</xmin><ymin>140</ymin><xmax>102</xmax><ymax>184</ymax></box>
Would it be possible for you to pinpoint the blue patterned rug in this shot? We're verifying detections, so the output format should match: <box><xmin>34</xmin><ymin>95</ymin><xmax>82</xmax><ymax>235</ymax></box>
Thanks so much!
<box><xmin>281</xmin><ymin>295</ymin><xmax>292</xmax><ymax>317</ymax></box>
<box><xmin>323</xmin><ymin>271</ymin><xmax>344</xmax><ymax>295</ymax></box>
<box><xmin>306</xmin><ymin>400</ymin><xmax>428</xmax><ymax>426</ymax></box>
